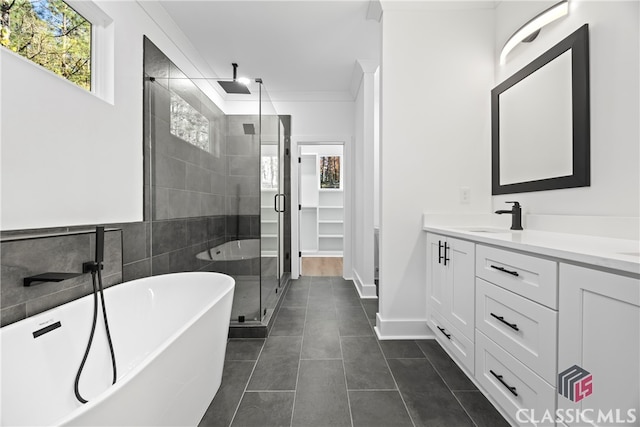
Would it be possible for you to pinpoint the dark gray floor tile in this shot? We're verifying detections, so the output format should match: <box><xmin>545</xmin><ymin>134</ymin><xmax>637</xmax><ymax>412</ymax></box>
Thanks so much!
<box><xmin>307</xmin><ymin>294</ymin><xmax>335</xmax><ymax>311</ymax></box>
<box><xmin>379</xmin><ymin>340</ymin><xmax>425</xmax><ymax>359</ymax></box>
<box><xmin>225</xmin><ymin>339</ymin><xmax>265</xmax><ymax>361</ymax></box>
<box><xmin>401</xmin><ymin>389</ymin><xmax>474</xmax><ymax>427</ymax></box>
<box><xmin>199</xmin><ymin>361</ymin><xmax>255</xmax><ymax>427</ymax></box>
<box><xmin>387</xmin><ymin>358</ymin><xmax>447</xmax><ymax>393</ymax></box>
<box><xmin>231</xmin><ymin>392</ymin><xmax>294</xmax><ymax>427</ymax></box>
<box><xmin>454</xmin><ymin>391</ymin><xmax>510</xmax><ymax>427</ymax></box>
<box><xmin>247</xmin><ymin>336</ymin><xmax>302</xmax><ymax>391</ymax></box>
<box><xmin>305</xmin><ymin>307</ymin><xmax>336</xmax><ymax>320</ymax></box>
<box><xmin>332</xmin><ymin>287</ymin><xmax>362</xmax><ymax>308</ymax></box>
<box><xmin>416</xmin><ymin>340</ymin><xmax>477</xmax><ymax>391</ymax></box>
<box><xmin>301</xmin><ymin>315</ymin><xmax>341</xmax><ymax>359</ymax></box>
<box><xmin>281</xmin><ymin>285</ymin><xmax>309</xmax><ymax>308</ymax></box>
<box><xmin>342</xmin><ymin>336</ymin><xmax>396</xmax><ymax>390</ymax></box>
<box><xmin>349</xmin><ymin>391</ymin><xmax>413</xmax><ymax>427</ymax></box>
<box><xmin>361</xmin><ymin>299</ymin><xmax>378</xmax><ymax>321</ymax></box>
<box><xmin>291</xmin><ymin>360</ymin><xmax>351</xmax><ymax>427</ymax></box>
<box><xmin>331</xmin><ymin>277</ymin><xmax>355</xmax><ymax>287</ymax></box>
<box><xmin>336</xmin><ymin>305</ymin><xmax>373</xmax><ymax>337</ymax></box>
<box><xmin>387</xmin><ymin>358</ymin><xmax>473</xmax><ymax>426</ymax></box>
<box><xmin>309</xmin><ymin>276</ymin><xmax>334</xmax><ymax>286</ymax></box>
<box><xmin>308</xmin><ymin>282</ymin><xmax>333</xmax><ymax>298</ymax></box>
<box><xmin>270</xmin><ymin>306</ymin><xmax>306</xmax><ymax>336</ymax></box>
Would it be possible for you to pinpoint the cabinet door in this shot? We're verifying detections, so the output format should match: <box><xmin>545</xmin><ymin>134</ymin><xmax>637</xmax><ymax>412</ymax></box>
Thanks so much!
<box><xmin>446</xmin><ymin>237</ymin><xmax>475</xmax><ymax>341</ymax></box>
<box><xmin>558</xmin><ymin>264</ymin><xmax>640</xmax><ymax>427</ymax></box>
<box><xmin>426</xmin><ymin>233</ymin><xmax>447</xmax><ymax>314</ymax></box>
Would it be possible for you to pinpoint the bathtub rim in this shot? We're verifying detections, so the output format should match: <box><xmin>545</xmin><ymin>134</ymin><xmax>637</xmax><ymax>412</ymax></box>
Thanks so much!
<box><xmin>32</xmin><ymin>271</ymin><xmax>235</xmax><ymax>426</ymax></box>
<box><xmin>196</xmin><ymin>238</ymin><xmax>260</xmax><ymax>261</ymax></box>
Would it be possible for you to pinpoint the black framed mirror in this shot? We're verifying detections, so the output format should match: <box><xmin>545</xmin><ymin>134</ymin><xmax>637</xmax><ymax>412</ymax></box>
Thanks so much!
<box><xmin>492</xmin><ymin>24</ymin><xmax>590</xmax><ymax>195</ymax></box>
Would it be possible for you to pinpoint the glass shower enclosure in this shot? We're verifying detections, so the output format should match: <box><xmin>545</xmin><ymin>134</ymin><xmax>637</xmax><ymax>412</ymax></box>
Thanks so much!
<box><xmin>143</xmin><ymin>37</ymin><xmax>288</xmax><ymax>329</ymax></box>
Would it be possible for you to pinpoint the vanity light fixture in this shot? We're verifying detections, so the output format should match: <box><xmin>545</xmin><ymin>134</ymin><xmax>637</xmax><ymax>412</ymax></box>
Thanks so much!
<box><xmin>500</xmin><ymin>0</ymin><xmax>569</xmax><ymax>65</ymax></box>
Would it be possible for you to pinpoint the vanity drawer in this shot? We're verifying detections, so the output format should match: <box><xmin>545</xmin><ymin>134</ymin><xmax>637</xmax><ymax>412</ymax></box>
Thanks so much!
<box><xmin>476</xmin><ymin>331</ymin><xmax>556</xmax><ymax>427</ymax></box>
<box><xmin>476</xmin><ymin>245</ymin><xmax>558</xmax><ymax>309</ymax></box>
<box><xmin>476</xmin><ymin>278</ymin><xmax>558</xmax><ymax>385</ymax></box>
<box><xmin>428</xmin><ymin>308</ymin><xmax>474</xmax><ymax>375</ymax></box>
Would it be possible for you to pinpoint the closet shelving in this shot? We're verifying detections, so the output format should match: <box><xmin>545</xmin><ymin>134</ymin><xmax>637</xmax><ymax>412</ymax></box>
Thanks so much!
<box><xmin>300</xmin><ymin>153</ymin><xmax>343</xmax><ymax>256</ymax></box>
<box><xmin>260</xmin><ymin>188</ymin><xmax>278</xmax><ymax>256</ymax></box>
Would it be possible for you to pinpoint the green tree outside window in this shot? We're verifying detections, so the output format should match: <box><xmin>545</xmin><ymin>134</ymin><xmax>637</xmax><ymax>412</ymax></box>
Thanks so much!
<box><xmin>1</xmin><ymin>0</ymin><xmax>91</xmax><ymax>90</ymax></box>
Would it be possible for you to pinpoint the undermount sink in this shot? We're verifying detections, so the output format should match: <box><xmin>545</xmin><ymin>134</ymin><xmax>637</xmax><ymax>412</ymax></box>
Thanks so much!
<box><xmin>453</xmin><ymin>226</ymin><xmax>512</xmax><ymax>234</ymax></box>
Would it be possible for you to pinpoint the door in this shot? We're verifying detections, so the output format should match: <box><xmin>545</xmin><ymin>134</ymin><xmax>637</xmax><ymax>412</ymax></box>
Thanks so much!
<box><xmin>426</xmin><ymin>233</ymin><xmax>447</xmax><ymax>314</ymax></box>
<box><xmin>558</xmin><ymin>263</ymin><xmax>639</xmax><ymax>427</ymax></box>
<box><xmin>259</xmin><ymin>111</ymin><xmax>283</xmax><ymax>319</ymax></box>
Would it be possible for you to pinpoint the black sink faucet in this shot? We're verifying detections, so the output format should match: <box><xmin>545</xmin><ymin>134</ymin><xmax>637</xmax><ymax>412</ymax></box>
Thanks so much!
<box><xmin>495</xmin><ymin>201</ymin><xmax>523</xmax><ymax>230</ymax></box>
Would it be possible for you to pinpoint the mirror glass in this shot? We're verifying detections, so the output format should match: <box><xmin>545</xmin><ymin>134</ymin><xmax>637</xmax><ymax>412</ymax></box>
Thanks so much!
<box><xmin>492</xmin><ymin>24</ymin><xmax>590</xmax><ymax>195</ymax></box>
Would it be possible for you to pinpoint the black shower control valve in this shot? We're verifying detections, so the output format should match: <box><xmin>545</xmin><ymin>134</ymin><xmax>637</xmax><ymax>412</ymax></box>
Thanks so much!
<box><xmin>82</xmin><ymin>261</ymin><xmax>104</xmax><ymax>274</ymax></box>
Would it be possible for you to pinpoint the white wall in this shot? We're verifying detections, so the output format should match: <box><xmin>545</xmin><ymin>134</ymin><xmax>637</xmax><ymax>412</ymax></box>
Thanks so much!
<box><xmin>493</xmin><ymin>1</ymin><xmax>640</xmax><ymax>217</ymax></box>
<box><xmin>377</xmin><ymin>5</ymin><xmax>494</xmax><ymax>338</ymax></box>
<box><xmin>352</xmin><ymin>61</ymin><xmax>378</xmax><ymax>298</ymax></box>
<box><xmin>0</xmin><ymin>1</ymin><xmax>224</xmax><ymax>230</ymax></box>
<box><xmin>275</xmin><ymin>99</ymin><xmax>354</xmax><ymax>279</ymax></box>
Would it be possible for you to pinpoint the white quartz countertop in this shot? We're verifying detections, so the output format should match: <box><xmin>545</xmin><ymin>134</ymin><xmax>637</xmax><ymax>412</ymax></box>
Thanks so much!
<box><xmin>422</xmin><ymin>217</ymin><xmax>640</xmax><ymax>276</ymax></box>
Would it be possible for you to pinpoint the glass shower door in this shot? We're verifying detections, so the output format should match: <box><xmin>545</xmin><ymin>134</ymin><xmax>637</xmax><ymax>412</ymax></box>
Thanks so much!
<box><xmin>259</xmin><ymin>84</ymin><xmax>282</xmax><ymax>321</ymax></box>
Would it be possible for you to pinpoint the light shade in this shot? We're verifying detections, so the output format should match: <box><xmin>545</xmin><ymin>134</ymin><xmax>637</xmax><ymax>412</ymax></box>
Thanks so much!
<box><xmin>500</xmin><ymin>1</ymin><xmax>569</xmax><ymax>65</ymax></box>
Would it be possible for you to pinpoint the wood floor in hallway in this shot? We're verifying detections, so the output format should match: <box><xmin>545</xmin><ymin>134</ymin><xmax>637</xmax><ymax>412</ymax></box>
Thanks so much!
<box><xmin>301</xmin><ymin>257</ymin><xmax>343</xmax><ymax>276</ymax></box>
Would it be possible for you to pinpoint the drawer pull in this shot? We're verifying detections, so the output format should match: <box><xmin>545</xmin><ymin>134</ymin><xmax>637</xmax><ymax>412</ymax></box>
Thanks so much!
<box><xmin>490</xmin><ymin>370</ymin><xmax>518</xmax><ymax>397</ymax></box>
<box><xmin>490</xmin><ymin>313</ymin><xmax>519</xmax><ymax>331</ymax></box>
<box><xmin>437</xmin><ymin>326</ymin><xmax>451</xmax><ymax>340</ymax></box>
<box><xmin>438</xmin><ymin>241</ymin><xmax>444</xmax><ymax>264</ymax></box>
<box><xmin>490</xmin><ymin>265</ymin><xmax>519</xmax><ymax>277</ymax></box>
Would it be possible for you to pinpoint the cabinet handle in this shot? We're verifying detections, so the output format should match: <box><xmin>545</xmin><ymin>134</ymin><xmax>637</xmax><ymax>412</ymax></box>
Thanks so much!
<box><xmin>490</xmin><ymin>313</ymin><xmax>519</xmax><ymax>331</ymax></box>
<box><xmin>438</xmin><ymin>241</ymin><xmax>444</xmax><ymax>264</ymax></box>
<box><xmin>490</xmin><ymin>370</ymin><xmax>518</xmax><ymax>396</ymax></box>
<box><xmin>490</xmin><ymin>265</ymin><xmax>519</xmax><ymax>277</ymax></box>
<box><xmin>444</xmin><ymin>242</ymin><xmax>450</xmax><ymax>266</ymax></box>
<box><xmin>437</xmin><ymin>326</ymin><xmax>451</xmax><ymax>340</ymax></box>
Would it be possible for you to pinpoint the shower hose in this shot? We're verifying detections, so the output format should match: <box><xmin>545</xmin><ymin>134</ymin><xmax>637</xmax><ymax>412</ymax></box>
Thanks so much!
<box><xmin>74</xmin><ymin>265</ymin><xmax>117</xmax><ymax>404</ymax></box>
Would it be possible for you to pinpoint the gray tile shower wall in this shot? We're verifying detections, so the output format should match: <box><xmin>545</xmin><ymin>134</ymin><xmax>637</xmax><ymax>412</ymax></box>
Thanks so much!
<box><xmin>144</xmin><ymin>37</ymin><xmax>260</xmax><ymax>280</ymax></box>
<box><xmin>0</xmin><ymin>229</ymin><xmax>123</xmax><ymax>327</ymax></box>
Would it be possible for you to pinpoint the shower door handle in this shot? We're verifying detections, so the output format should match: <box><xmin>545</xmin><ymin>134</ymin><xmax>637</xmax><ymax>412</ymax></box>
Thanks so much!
<box><xmin>274</xmin><ymin>194</ymin><xmax>286</xmax><ymax>213</ymax></box>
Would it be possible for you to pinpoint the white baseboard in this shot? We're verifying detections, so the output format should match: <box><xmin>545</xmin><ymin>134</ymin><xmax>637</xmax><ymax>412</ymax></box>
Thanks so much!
<box><xmin>352</xmin><ymin>269</ymin><xmax>377</xmax><ymax>299</ymax></box>
<box><xmin>374</xmin><ymin>313</ymin><xmax>433</xmax><ymax>340</ymax></box>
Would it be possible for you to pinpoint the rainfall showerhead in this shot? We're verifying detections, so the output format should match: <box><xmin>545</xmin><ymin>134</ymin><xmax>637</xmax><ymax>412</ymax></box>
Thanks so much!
<box><xmin>218</xmin><ymin>63</ymin><xmax>251</xmax><ymax>94</ymax></box>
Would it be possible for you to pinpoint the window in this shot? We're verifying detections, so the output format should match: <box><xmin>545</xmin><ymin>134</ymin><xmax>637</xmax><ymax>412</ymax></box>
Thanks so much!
<box><xmin>261</xmin><ymin>155</ymin><xmax>278</xmax><ymax>189</ymax></box>
<box><xmin>1</xmin><ymin>0</ymin><xmax>92</xmax><ymax>90</ymax></box>
<box><xmin>170</xmin><ymin>92</ymin><xmax>210</xmax><ymax>152</ymax></box>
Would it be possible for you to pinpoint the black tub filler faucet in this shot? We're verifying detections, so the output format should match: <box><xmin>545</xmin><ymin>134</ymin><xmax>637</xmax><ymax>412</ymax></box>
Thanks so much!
<box><xmin>495</xmin><ymin>201</ymin><xmax>523</xmax><ymax>230</ymax></box>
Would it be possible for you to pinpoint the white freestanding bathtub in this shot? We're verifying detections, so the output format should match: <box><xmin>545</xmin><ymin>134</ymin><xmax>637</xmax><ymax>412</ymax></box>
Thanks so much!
<box><xmin>0</xmin><ymin>272</ymin><xmax>234</xmax><ymax>426</ymax></box>
<box><xmin>196</xmin><ymin>239</ymin><xmax>260</xmax><ymax>261</ymax></box>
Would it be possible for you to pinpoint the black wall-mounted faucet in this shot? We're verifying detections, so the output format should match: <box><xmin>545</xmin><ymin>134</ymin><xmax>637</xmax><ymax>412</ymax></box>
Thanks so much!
<box><xmin>495</xmin><ymin>201</ymin><xmax>523</xmax><ymax>230</ymax></box>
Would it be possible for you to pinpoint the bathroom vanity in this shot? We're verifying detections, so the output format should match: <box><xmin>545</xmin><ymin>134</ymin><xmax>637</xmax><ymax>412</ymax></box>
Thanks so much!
<box><xmin>423</xmin><ymin>218</ymin><xmax>639</xmax><ymax>426</ymax></box>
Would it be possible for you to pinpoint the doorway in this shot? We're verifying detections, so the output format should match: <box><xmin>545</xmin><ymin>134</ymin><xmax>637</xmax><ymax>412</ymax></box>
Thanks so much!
<box><xmin>298</xmin><ymin>144</ymin><xmax>345</xmax><ymax>277</ymax></box>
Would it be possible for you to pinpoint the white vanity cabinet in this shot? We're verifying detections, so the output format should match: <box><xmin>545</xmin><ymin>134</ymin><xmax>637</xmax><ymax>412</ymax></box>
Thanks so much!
<box><xmin>423</xmin><ymin>221</ymin><xmax>639</xmax><ymax>427</ymax></box>
<box><xmin>426</xmin><ymin>233</ymin><xmax>475</xmax><ymax>373</ymax></box>
<box><xmin>474</xmin><ymin>245</ymin><xmax>559</xmax><ymax>426</ymax></box>
<box><xmin>557</xmin><ymin>264</ymin><xmax>640</xmax><ymax>427</ymax></box>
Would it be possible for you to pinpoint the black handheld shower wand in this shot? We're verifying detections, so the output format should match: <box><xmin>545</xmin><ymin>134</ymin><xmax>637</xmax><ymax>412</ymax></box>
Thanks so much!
<box><xmin>75</xmin><ymin>226</ymin><xmax>117</xmax><ymax>404</ymax></box>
